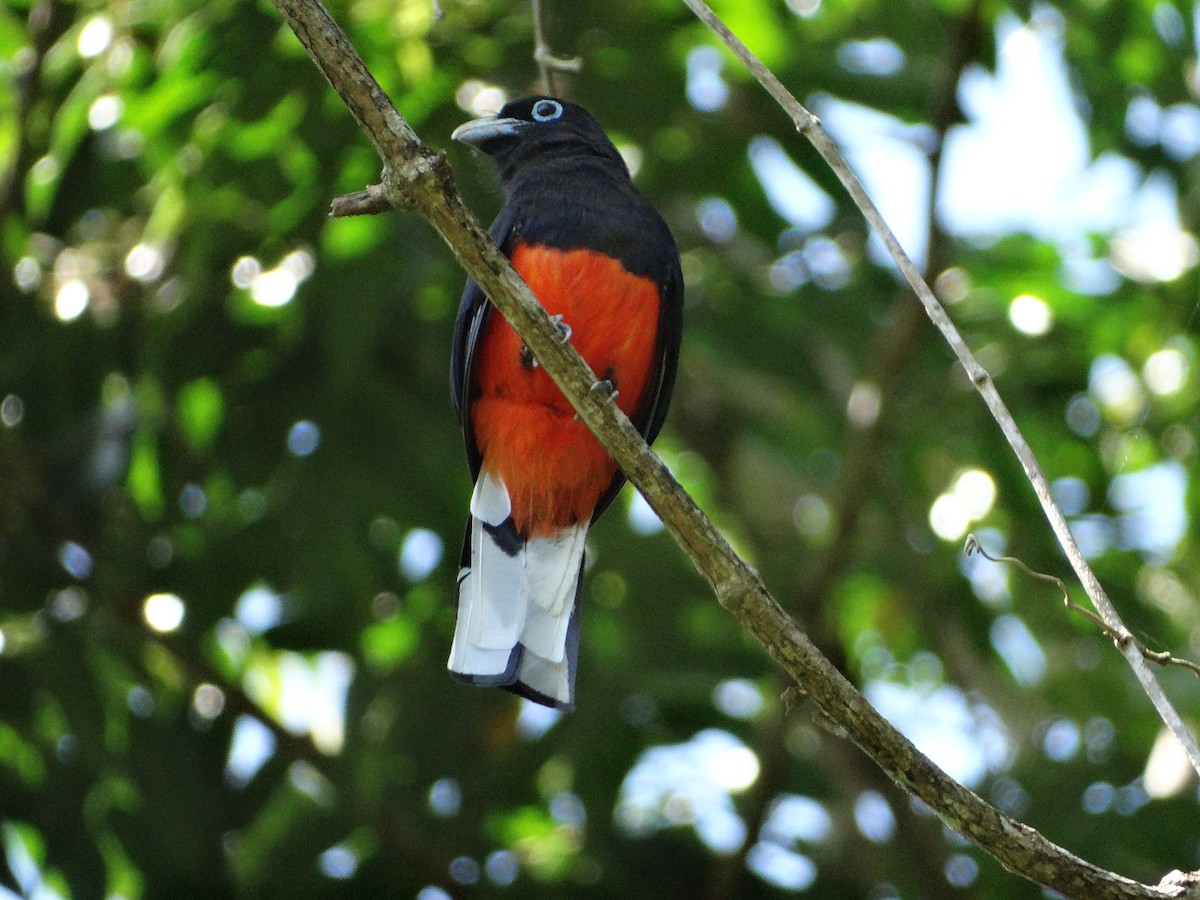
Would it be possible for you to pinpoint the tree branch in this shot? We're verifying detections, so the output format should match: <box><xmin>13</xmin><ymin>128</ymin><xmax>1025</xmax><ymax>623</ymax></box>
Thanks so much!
<box><xmin>531</xmin><ymin>0</ymin><xmax>582</xmax><ymax>95</ymax></box>
<box><xmin>266</xmin><ymin>0</ymin><xmax>1199</xmax><ymax>896</ymax></box>
<box><xmin>677</xmin><ymin>0</ymin><xmax>1200</xmax><ymax>779</ymax></box>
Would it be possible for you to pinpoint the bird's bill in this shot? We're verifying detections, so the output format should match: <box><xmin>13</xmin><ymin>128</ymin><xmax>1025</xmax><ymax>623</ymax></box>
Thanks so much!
<box><xmin>451</xmin><ymin>115</ymin><xmax>526</xmax><ymax>146</ymax></box>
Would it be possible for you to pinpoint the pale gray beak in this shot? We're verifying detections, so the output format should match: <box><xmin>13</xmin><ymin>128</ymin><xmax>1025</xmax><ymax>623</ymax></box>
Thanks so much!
<box><xmin>451</xmin><ymin>115</ymin><xmax>525</xmax><ymax>146</ymax></box>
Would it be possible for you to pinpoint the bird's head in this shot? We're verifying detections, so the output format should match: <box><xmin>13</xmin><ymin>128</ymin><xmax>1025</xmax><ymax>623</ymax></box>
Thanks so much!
<box><xmin>452</xmin><ymin>96</ymin><xmax>626</xmax><ymax>182</ymax></box>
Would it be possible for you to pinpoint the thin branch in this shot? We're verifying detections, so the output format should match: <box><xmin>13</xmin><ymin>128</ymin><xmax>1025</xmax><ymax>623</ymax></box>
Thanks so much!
<box><xmin>266</xmin><ymin>0</ymin><xmax>1199</xmax><ymax>896</ymax></box>
<box><xmin>678</xmin><ymin>0</ymin><xmax>1200</xmax><ymax>779</ymax></box>
<box><xmin>531</xmin><ymin>0</ymin><xmax>582</xmax><ymax>95</ymax></box>
<box><xmin>965</xmin><ymin>534</ymin><xmax>1200</xmax><ymax>679</ymax></box>
<box><xmin>710</xmin><ymin>13</ymin><xmax>984</xmax><ymax>898</ymax></box>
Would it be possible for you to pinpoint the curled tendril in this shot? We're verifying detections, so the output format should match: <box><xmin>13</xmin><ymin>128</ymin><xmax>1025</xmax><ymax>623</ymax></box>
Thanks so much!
<box><xmin>964</xmin><ymin>534</ymin><xmax>1200</xmax><ymax>680</ymax></box>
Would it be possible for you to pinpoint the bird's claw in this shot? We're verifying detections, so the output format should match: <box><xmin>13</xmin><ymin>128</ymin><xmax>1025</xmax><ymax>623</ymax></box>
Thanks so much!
<box><xmin>591</xmin><ymin>378</ymin><xmax>619</xmax><ymax>402</ymax></box>
<box><xmin>549</xmin><ymin>314</ymin><xmax>572</xmax><ymax>344</ymax></box>
<box><xmin>573</xmin><ymin>379</ymin><xmax>619</xmax><ymax>420</ymax></box>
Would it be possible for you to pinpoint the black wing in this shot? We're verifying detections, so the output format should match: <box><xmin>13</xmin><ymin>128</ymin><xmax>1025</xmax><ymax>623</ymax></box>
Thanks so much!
<box><xmin>590</xmin><ymin>229</ymin><xmax>684</xmax><ymax>523</ymax></box>
<box><xmin>450</xmin><ymin>205</ymin><xmax>521</xmax><ymax>481</ymax></box>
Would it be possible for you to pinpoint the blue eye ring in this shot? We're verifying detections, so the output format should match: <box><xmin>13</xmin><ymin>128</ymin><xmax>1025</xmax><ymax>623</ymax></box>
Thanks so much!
<box><xmin>531</xmin><ymin>100</ymin><xmax>564</xmax><ymax>122</ymax></box>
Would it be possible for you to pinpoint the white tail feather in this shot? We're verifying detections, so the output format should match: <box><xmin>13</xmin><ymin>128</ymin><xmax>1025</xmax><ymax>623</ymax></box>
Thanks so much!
<box><xmin>451</xmin><ymin>472</ymin><xmax>525</xmax><ymax>670</ymax></box>
<box><xmin>519</xmin><ymin>525</ymin><xmax>587</xmax><ymax>661</ymax></box>
<box><xmin>470</xmin><ymin>467</ymin><xmax>511</xmax><ymax>525</ymax></box>
<box><xmin>449</xmin><ymin>567</ymin><xmax>517</xmax><ymax>676</ymax></box>
<box><xmin>465</xmin><ymin>506</ymin><xmax>526</xmax><ymax>649</ymax></box>
<box><xmin>516</xmin><ymin>648</ymin><xmax>571</xmax><ymax>705</ymax></box>
<box><xmin>449</xmin><ymin>469</ymin><xmax>585</xmax><ymax>708</ymax></box>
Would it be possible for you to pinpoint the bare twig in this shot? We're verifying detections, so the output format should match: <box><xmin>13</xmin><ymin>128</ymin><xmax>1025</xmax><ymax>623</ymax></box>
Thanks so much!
<box><xmin>531</xmin><ymin>0</ymin><xmax>582</xmax><ymax>95</ymax></box>
<box><xmin>966</xmin><ymin>534</ymin><xmax>1200</xmax><ymax>679</ymax></box>
<box><xmin>679</xmin><ymin>0</ymin><xmax>1200</xmax><ymax>779</ymax></box>
<box><xmin>266</xmin><ymin>0</ymin><xmax>1199</xmax><ymax>895</ymax></box>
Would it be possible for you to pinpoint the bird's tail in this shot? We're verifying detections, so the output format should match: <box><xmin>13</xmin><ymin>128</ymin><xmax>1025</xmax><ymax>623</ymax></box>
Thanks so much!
<box><xmin>448</xmin><ymin>469</ymin><xmax>586</xmax><ymax>710</ymax></box>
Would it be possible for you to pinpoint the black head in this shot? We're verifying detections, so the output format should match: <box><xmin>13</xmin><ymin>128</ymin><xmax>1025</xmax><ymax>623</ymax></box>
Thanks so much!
<box><xmin>452</xmin><ymin>96</ymin><xmax>627</xmax><ymax>184</ymax></box>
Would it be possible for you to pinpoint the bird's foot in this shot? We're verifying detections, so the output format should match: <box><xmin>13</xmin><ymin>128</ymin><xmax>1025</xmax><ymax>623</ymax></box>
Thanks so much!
<box><xmin>590</xmin><ymin>378</ymin><xmax>619</xmax><ymax>403</ymax></box>
<box><xmin>548</xmin><ymin>313</ymin><xmax>572</xmax><ymax>344</ymax></box>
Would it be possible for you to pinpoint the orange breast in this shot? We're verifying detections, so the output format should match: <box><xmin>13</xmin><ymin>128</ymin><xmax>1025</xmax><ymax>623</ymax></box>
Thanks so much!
<box><xmin>470</xmin><ymin>244</ymin><xmax>661</xmax><ymax>536</ymax></box>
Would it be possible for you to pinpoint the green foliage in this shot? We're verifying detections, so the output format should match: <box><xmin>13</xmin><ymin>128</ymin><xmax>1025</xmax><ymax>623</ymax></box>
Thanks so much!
<box><xmin>2</xmin><ymin>0</ymin><xmax>1199</xmax><ymax>897</ymax></box>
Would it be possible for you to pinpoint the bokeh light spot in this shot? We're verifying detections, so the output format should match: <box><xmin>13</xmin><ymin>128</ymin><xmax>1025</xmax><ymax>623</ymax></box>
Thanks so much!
<box><xmin>143</xmin><ymin>592</ymin><xmax>185</xmax><ymax>633</ymax></box>
<box><xmin>235</xmin><ymin>584</ymin><xmax>283</xmax><ymax>635</ymax></box>
<box><xmin>1008</xmin><ymin>293</ymin><xmax>1053</xmax><ymax>335</ymax></box>
<box><xmin>990</xmin><ymin>615</ymin><xmax>1046</xmax><ymax>685</ymax></box>
<box><xmin>929</xmin><ymin>494</ymin><xmax>969</xmax><ymax>541</ymax></box>
<box><xmin>846</xmin><ymin>380</ymin><xmax>881</xmax><ymax>428</ymax></box>
<box><xmin>87</xmin><ymin>94</ymin><xmax>123</xmax><ymax>130</ymax></box>
<box><xmin>708</xmin><ymin>744</ymin><xmax>760</xmax><ymax>792</ymax></box>
<box><xmin>429</xmin><ymin>777</ymin><xmax>462</xmax><ymax>817</ymax></box>
<box><xmin>746</xmin><ymin>843</ymin><xmax>817</xmax><ymax>890</ymax></box>
<box><xmin>455</xmin><ymin>79</ymin><xmax>507</xmax><ymax>116</ymax></box>
<box><xmin>627</xmin><ymin>491</ymin><xmax>662</xmax><ymax>535</ymax></box>
<box><xmin>696</xmin><ymin>196</ymin><xmax>737</xmax><ymax>243</ymax></box>
<box><xmin>944</xmin><ymin>853</ymin><xmax>979</xmax><ymax>887</ymax></box>
<box><xmin>55</xmin><ymin>279</ymin><xmax>89</xmax><ymax>321</ymax></box>
<box><xmin>226</xmin><ymin>715</ymin><xmax>277</xmax><ymax>787</ymax></box>
<box><xmin>287</xmin><ymin>420</ymin><xmax>321</xmax><ymax>457</ymax></box>
<box><xmin>192</xmin><ymin>683</ymin><xmax>226</xmax><ymax>720</ymax></box>
<box><xmin>125</xmin><ymin>243</ymin><xmax>164</xmax><ymax>282</ymax></box>
<box><xmin>485</xmin><ymin>850</ymin><xmax>519</xmax><ymax>886</ymax></box>
<box><xmin>250</xmin><ymin>267</ymin><xmax>298</xmax><ymax>307</ymax></box>
<box><xmin>853</xmin><ymin>790</ymin><xmax>895</xmax><ymax>843</ymax></box>
<box><xmin>449</xmin><ymin>855</ymin><xmax>480</xmax><ymax>885</ymax></box>
<box><xmin>686</xmin><ymin>46</ymin><xmax>729</xmax><ymax>112</ymax></box>
<box><xmin>231</xmin><ymin>256</ymin><xmax>261</xmax><ymax>288</ymax></box>
<box><xmin>1143</xmin><ymin>347</ymin><xmax>1188</xmax><ymax>395</ymax></box>
<box><xmin>2</xmin><ymin>394</ymin><xmax>25</xmax><ymax>428</ymax></box>
<box><xmin>58</xmin><ymin>541</ymin><xmax>93</xmax><ymax>579</ymax></box>
<box><xmin>319</xmin><ymin>844</ymin><xmax>358</xmax><ymax>880</ymax></box>
<box><xmin>78</xmin><ymin>16</ymin><xmax>114</xmax><ymax>58</ymax></box>
<box><xmin>1082</xmin><ymin>781</ymin><xmax>1115</xmax><ymax>814</ymax></box>
<box><xmin>399</xmin><ymin>528</ymin><xmax>444</xmax><ymax>581</ymax></box>
<box><xmin>712</xmin><ymin>679</ymin><xmax>764</xmax><ymax>720</ymax></box>
<box><xmin>1042</xmin><ymin>718</ymin><xmax>1080</xmax><ymax>761</ymax></box>
<box><xmin>14</xmin><ymin>257</ymin><xmax>41</xmax><ymax>293</ymax></box>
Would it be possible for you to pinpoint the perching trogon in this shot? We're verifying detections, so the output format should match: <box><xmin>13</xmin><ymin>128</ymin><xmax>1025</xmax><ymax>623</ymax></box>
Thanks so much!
<box><xmin>447</xmin><ymin>96</ymin><xmax>684</xmax><ymax>710</ymax></box>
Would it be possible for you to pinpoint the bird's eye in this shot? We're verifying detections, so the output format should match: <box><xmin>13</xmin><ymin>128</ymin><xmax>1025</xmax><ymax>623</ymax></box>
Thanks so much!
<box><xmin>531</xmin><ymin>100</ymin><xmax>564</xmax><ymax>122</ymax></box>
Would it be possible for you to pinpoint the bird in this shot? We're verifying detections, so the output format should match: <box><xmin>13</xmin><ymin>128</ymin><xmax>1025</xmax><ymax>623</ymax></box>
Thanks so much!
<box><xmin>447</xmin><ymin>96</ymin><xmax>683</xmax><ymax>711</ymax></box>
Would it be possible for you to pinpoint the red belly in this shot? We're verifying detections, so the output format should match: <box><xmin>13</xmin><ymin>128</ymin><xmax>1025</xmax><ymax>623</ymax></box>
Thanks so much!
<box><xmin>470</xmin><ymin>244</ymin><xmax>661</xmax><ymax>535</ymax></box>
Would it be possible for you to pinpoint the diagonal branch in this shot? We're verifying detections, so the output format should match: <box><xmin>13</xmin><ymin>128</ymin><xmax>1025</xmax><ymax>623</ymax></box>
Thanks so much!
<box><xmin>266</xmin><ymin>0</ymin><xmax>1198</xmax><ymax>896</ymax></box>
<box><xmin>677</xmin><ymin>0</ymin><xmax>1200</xmax><ymax>779</ymax></box>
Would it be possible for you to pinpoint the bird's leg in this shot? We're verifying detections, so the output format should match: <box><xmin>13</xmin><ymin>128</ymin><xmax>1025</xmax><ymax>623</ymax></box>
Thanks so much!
<box><xmin>520</xmin><ymin>315</ymin><xmax>570</xmax><ymax>368</ymax></box>
<box><xmin>519</xmin><ymin>344</ymin><xmax>539</xmax><ymax>370</ymax></box>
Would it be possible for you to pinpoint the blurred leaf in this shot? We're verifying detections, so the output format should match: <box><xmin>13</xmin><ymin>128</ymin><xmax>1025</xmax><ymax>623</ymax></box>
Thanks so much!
<box><xmin>0</xmin><ymin>724</ymin><xmax>44</xmax><ymax>786</ymax></box>
<box><xmin>176</xmin><ymin>378</ymin><xmax>225</xmax><ymax>455</ymax></box>
<box><xmin>360</xmin><ymin>616</ymin><xmax>419</xmax><ymax>670</ymax></box>
<box><xmin>128</xmin><ymin>429</ymin><xmax>166</xmax><ymax>520</ymax></box>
